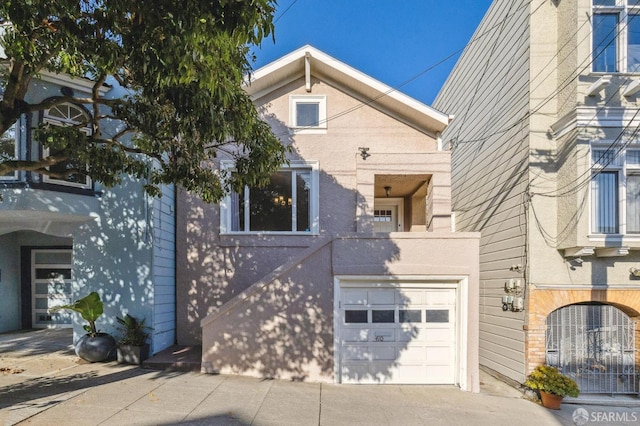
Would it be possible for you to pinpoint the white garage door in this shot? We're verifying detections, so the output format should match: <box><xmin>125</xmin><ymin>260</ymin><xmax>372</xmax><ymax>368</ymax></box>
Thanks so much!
<box><xmin>337</xmin><ymin>285</ymin><xmax>456</xmax><ymax>384</ymax></box>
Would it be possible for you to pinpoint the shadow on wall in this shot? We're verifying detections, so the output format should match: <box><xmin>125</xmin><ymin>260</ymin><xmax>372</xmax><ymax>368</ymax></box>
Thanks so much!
<box><xmin>203</xmin><ymin>241</ymin><xmax>335</xmax><ymax>380</ymax></box>
<box><xmin>177</xmin><ymin>110</ymin><xmax>406</xmax><ymax>381</ymax></box>
<box><xmin>71</xmin><ymin>176</ymin><xmax>160</xmax><ymax>343</ymax></box>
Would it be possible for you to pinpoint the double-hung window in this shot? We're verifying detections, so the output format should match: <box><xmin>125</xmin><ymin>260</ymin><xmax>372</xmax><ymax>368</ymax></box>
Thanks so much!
<box><xmin>42</xmin><ymin>103</ymin><xmax>92</xmax><ymax>189</ymax></box>
<box><xmin>591</xmin><ymin>145</ymin><xmax>640</xmax><ymax>234</ymax></box>
<box><xmin>0</xmin><ymin>121</ymin><xmax>19</xmax><ymax>180</ymax></box>
<box><xmin>220</xmin><ymin>160</ymin><xmax>319</xmax><ymax>234</ymax></box>
<box><xmin>592</xmin><ymin>1</ymin><xmax>640</xmax><ymax>73</ymax></box>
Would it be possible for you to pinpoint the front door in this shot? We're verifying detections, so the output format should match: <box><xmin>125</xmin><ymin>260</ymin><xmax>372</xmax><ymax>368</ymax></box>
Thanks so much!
<box><xmin>374</xmin><ymin>198</ymin><xmax>403</xmax><ymax>232</ymax></box>
<box><xmin>31</xmin><ymin>249</ymin><xmax>73</xmax><ymax>328</ymax></box>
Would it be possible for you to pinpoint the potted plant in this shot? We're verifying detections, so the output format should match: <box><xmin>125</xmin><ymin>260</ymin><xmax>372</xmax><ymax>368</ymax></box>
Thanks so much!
<box><xmin>50</xmin><ymin>292</ymin><xmax>116</xmax><ymax>362</ymax></box>
<box><xmin>116</xmin><ymin>314</ymin><xmax>152</xmax><ymax>365</ymax></box>
<box><xmin>525</xmin><ymin>365</ymin><xmax>580</xmax><ymax>409</ymax></box>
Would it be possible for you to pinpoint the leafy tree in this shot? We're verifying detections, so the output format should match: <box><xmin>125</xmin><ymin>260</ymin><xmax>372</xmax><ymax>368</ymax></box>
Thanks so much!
<box><xmin>0</xmin><ymin>0</ymin><xmax>287</xmax><ymax>202</ymax></box>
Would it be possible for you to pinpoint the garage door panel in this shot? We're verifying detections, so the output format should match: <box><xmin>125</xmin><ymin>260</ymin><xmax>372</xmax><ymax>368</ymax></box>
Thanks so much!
<box><xmin>425</xmin><ymin>327</ymin><xmax>453</xmax><ymax>342</ymax></box>
<box><xmin>370</xmin><ymin>290</ymin><xmax>395</xmax><ymax>305</ymax></box>
<box><xmin>341</xmin><ymin>328</ymin><xmax>369</xmax><ymax>342</ymax></box>
<box><xmin>342</xmin><ymin>290</ymin><xmax>368</xmax><ymax>305</ymax></box>
<box><xmin>426</xmin><ymin>290</ymin><xmax>456</xmax><ymax>305</ymax></box>
<box><xmin>341</xmin><ymin>363</ymin><xmax>369</xmax><ymax>383</ymax></box>
<box><xmin>338</xmin><ymin>285</ymin><xmax>457</xmax><ymax>385</ymax></box>
<box><xmin>390</xmin><ymin>365</ymin><xmax>429</xmax><ymax>384</ymax></box>
<box><xmin>371</xmin><ymin>329</ymin><xmax>395</xmax><ymax>342</ymax></box>
<box><xmin>398</xmin><ymin>326</ymin><xmax>423</xmax><ymax>342</ymax></box>
<box><xmin>370</xmin><ymin>346</ymin><xmax>396</xmax><ymax>361</ymax></box>
<box><xmin>426</xmin><ymin>346</ymin><xmax>452</xmax><ymax>363</ymax></box>
<box><xmin>342</xmin><ymin>345</ymin><xmax>398</xmax><ymax>362</ymax></box>
<box><xmin>342</xmin><ymin>345</ymin><xmax>370</xmax><ymax>361</ymax></box>
<box><xmin>397</xmin><ymin>345</ymin><xmax>427</xmax><ymax>363</ymax></box>
<box><xmin>396</xmin><ymin>290</ymin><xmax>425</xmax><ymax>305</ymax></box>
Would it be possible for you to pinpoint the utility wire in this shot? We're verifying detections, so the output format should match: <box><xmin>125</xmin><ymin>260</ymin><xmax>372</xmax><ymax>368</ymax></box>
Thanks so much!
<box><xmin>274</xmin><ymin>0</ymin><xmax>299</xmax><ymax>23</ymax></box>
<box><xmin>266</xmin><ymin>0</ymin><xmax>534</xmax><ymax>139</ymax></box>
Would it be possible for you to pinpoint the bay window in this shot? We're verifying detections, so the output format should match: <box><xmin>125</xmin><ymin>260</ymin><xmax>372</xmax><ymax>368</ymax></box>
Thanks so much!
<box><xmin>592</xmin><ymin>1</ymin><xmax>640</xmax><ymax>73</ymax></box>
<box><xmin>591</xmin><ymin>146</ymin><xmax>640</xmax><ymax>234</ymax></box>
<box><xmin>221</xmin><ymin>160</ymin><xmax>319</xmax><ymax>234</ymax></box>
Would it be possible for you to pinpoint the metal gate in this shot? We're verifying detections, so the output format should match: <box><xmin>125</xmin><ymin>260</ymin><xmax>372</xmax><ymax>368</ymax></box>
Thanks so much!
<box><xmin>546</xmin><ymin>303</ymin><xmax>637</xmax><ymax>395</ymax></box>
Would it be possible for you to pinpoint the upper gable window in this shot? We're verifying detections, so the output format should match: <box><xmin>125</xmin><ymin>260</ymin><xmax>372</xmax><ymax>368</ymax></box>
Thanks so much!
<box><xmin>592</xmin><ymin>0</ymin><xmax>640</xmax><ymax>73</ymax></box>
<box><xmin>42</xmin><ymin>103</ymin><xmax>92</xmax><ymax>189</ymax></box>
<box><xmin>289</xmin><ymin>95</ymin><xmax>327</xmax><ymax>134</ymax></box>
<box><xmin>0</xmin><ymin>121</ymin><xmax>19</xmax><ymax>181</ymax></box>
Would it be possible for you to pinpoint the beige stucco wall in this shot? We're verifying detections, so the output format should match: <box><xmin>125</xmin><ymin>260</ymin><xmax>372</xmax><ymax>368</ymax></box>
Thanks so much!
<box><xmin>177</xmin><ymin>76</ymin><xmax>445</xmax><ymax>344</ymax></box>
<box><xmin>531</xmin><ymin>0</ymin><xmax>640</xmax><ymax>285</ymax></box>
<box><xmin>201</xmin><ymin>233</ymin><xmax>480</xmax><ymax>387</ymax></box>
<box><xmin>178</xmin><ymin>65</ymin><xmax>479</xmax><ymax>388</ymax></box>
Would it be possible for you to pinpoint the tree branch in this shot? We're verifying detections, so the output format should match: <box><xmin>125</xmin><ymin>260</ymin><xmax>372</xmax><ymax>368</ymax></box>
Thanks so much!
<box><xmin>0</xmin><ymin>154</ymin><xmax>68</xmax><ymax>175</ymax></box>
<box><xmin>26</xmin><ymin>96</ymin><xmax>120</xmax><ymax>113</ymax></box>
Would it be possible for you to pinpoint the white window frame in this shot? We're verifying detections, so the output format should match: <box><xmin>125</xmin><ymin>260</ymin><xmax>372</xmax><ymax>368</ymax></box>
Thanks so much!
<box><xmin>220</xmin><ymin>160</ymin><xmax>320</xmax><ymax>235</ymax></box>
<box><xmin>41</xmin><ymin>103</ymin><xmax>92</xmax><ymax>189</ymax></box>
<box><xmin>0</xmin><ymin>120</ymin><xmax>19</xmax><ymax>181</ymax></box>
<box><xmin>590</xmin><ymin>143</ymin><xmax>640</xmax><ymax>235</ymax></box>
<box><xmin>289</xmin><ymin>95</ymin><xmax>327</xmax><ymax>134</ymax></box>
<box><xmin>592</xmin><ymin>0</ymin><xmax>640</xmax><ymax>73</ymax></box>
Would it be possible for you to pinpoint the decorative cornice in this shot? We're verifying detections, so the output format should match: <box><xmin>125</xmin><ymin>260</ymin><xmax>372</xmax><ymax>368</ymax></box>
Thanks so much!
<box><xmin>550</xmin><ymin>107</ymin><xmax>640</xmax><ymax>139</ymax></box>
<box><xmin>563</xmin><ymin>246</ymin><xmax>595</xmax><ymax>258</ymax></box>
<box><xmin>596</xmin><ymin>246</ymin><xmax>630</xmax><ymax>257</ymax></box>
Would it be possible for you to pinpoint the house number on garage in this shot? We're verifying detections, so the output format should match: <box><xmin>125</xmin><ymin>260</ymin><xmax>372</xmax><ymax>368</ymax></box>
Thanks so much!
<box><xmin>373</xmin><ymin>331</ymin><xmax>393</xmax><ymax>342</ymax></box>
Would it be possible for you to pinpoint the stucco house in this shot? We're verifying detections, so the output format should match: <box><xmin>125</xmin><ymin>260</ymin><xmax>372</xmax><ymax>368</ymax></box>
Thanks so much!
<box><xmin>177</xmin><ymin>46</ymin><xmax>480</xmax><ymax>390</ymax></box>
<box><xmin>0</xmin><ymin>70</ymin><xmax>176</xmax><ymax>356</ymax></box>
<box><xmin>433</xmin><ymin>0</ymin><xmax>640</xmax><ymax>396</ymax></box>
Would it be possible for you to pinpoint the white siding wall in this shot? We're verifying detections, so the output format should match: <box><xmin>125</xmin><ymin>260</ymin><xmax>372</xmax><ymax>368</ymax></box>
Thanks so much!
<box><xmin>433</xmin><ymin>0</ymin><xmax>531</xmax><ymax>382</ymax></box>
<box><xmin>152</xmin><ymin>183</ymin><xmax>176</xmax><ymax>353</ymax></box>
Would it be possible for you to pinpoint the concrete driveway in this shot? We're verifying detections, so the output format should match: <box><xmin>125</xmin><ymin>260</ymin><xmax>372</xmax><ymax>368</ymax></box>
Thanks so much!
<box><xmin>0</xmin><ymin>329</ymin><xmax>635</xmax><ymax>426</ymax></box>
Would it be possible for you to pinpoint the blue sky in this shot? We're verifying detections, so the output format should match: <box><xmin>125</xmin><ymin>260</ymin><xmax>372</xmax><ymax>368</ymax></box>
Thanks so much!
<box><xmin>251</xmin><ymin>0</ymin><xmax>494</xmax><ymax>105</ymax></box>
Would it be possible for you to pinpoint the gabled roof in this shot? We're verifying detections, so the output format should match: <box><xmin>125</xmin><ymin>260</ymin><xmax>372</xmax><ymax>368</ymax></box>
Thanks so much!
<box><xmin>245</xmin><ymin>45</ymin><xmax>451</xmax><ymax>134</ymax></box>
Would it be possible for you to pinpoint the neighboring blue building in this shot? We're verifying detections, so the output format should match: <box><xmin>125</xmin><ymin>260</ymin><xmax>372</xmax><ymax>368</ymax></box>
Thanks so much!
<box><xmin>0</xmin><ymin>71</ymin><xmax>176</xmax><ymax>355</ymax></box>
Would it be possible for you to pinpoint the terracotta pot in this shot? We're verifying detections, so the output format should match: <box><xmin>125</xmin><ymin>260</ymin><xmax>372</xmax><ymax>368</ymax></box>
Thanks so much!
<box><xmin>540</xmin><ymin>390</ymin><xmax>564</xmax><ymax>410</ymax></box>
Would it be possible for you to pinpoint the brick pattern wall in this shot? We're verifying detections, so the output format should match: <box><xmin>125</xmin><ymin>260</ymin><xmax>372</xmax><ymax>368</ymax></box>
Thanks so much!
<box><xmin>524</xmin><ymin>288</ymin><xmax>640</xmax><ymax>375</ymax></box>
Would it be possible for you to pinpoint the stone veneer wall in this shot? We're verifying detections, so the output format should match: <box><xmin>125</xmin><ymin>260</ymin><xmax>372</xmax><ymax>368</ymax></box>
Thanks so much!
<box><xmin>524</xmin><ymin>288</ymin><xmax>640</xmax><ymax>375</ymax></box>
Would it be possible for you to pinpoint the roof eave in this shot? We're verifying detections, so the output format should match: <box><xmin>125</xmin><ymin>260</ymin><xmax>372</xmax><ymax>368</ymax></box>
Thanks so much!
<box><xmin>245</xmin><ymin>45</ymin><xmax>450</xmax><ymax>134</ymax></box>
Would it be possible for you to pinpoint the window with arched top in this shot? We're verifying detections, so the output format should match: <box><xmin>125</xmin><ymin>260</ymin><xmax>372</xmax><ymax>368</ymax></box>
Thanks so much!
<box><xmin>45</xmin><ymin>103</ymin><xmax>88</xmax><ymax>124</ymax></box>
<box><xmin>42</xmin><ymin>102</ymin><xmax>92</xmax><ymax>189</ymax></box>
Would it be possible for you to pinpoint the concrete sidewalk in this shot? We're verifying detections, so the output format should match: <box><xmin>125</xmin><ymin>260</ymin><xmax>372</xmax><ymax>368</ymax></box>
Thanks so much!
<box><xmin>0</xmin><ymin>329</ymin><xmax>637</xmax><ymax>425</ymax></box>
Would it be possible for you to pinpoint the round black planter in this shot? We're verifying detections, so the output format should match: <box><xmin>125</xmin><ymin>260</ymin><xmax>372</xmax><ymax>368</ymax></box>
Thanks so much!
<box><xmin>75</xmin><ymin>333</ymin><xmax>117</xmax><ymax>362</ymax></box>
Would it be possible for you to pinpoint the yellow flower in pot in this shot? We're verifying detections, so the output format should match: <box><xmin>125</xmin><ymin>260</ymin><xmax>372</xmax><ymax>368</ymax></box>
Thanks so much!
<box><xmin>525</xmin><ymin>365</ymin><xmax>580</xmax><ymax>409</ymax></box>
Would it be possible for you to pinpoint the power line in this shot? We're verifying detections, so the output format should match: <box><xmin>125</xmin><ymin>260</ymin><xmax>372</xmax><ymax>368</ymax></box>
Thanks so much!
<box><xmin>267</xmin><ymin>0</ymin><xmax>534</xmax><ymax>139</ymax></box>
<box><xmin>448</xmin><ymin>5</ymin><xmax>638</xmax><ymax>210</ymax></box>
<box><xmin>274</xmin><ymin>0</ymin><xmax>300</xmax><ymax>23</ymax></box>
